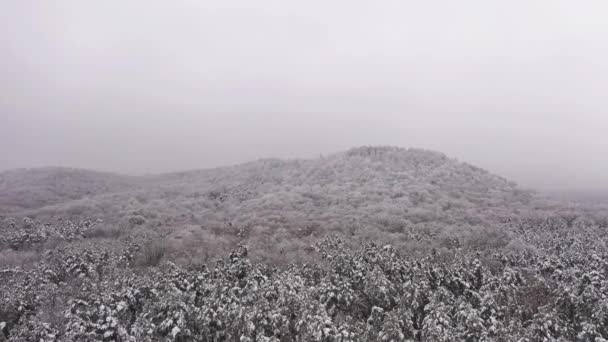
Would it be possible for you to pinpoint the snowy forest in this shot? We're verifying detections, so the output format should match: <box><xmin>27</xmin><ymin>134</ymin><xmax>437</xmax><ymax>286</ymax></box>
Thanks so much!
<box><xmin>1</xmin><ymin>147</ymin><xmax>608</xmax><ymax>341</ymax></box>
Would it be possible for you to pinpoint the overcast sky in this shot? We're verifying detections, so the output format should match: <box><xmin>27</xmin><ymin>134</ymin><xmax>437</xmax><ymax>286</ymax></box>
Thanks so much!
<box><xmin>1</xmin><ymin>0</ymin><xmax>607</xmax><ymax>190</ymax></box>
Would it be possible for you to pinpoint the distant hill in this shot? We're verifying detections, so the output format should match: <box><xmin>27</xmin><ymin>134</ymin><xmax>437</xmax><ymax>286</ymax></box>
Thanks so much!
<box><xmin>152</xmin><ymin>145</ymin><xmax>534</xmax><ymax>220</ymax></box>
<box><xmin>0</xmin><ymin>167</ymin><xmax>141</xmax><ymax>212</ymax></box>
<box><xmin>0</xmin><ymin>146</ymin><xmax>544</xmax><ymax>262</ymax></box>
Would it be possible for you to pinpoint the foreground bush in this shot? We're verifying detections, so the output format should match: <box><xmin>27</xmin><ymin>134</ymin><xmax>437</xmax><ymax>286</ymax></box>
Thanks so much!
<box><xmin>1</xmin><ymin>217</ymin><xmax>607</xmax><ymax>341</ymax></box>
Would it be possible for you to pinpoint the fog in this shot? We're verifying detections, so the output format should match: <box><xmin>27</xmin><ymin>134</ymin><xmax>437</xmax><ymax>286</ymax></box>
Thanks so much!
<box><xmin>1</xmin><ymin>0</ymin><xmax>607</xmax><ymax>191</ymax></box>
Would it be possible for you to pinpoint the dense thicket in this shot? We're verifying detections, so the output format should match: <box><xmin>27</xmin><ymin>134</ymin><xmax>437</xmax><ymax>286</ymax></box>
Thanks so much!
<box><xmin>1</xmin><ymin>215</ymin><xmax>607</xmax><ymax>341</ymax></box>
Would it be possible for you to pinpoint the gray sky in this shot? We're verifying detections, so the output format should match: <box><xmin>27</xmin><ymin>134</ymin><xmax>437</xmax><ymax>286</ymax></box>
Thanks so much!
<box><xmin>1</xmin><ymin>0</ymin><xmax>607</xmax><ymax>190</ymax></box>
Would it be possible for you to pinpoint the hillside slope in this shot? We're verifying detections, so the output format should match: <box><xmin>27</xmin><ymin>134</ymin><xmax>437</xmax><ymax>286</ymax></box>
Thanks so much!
<box><xmin>2</xmin><ymin>146</ymin><xmax>540</xmax><ymax>263</ymax></box>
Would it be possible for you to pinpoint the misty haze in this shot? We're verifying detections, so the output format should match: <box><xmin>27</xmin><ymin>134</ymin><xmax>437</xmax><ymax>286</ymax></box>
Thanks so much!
<box><xmin>1</xmin><ymin>1</ymin><xmax>608</xmax><ymax>341</ymax></box>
